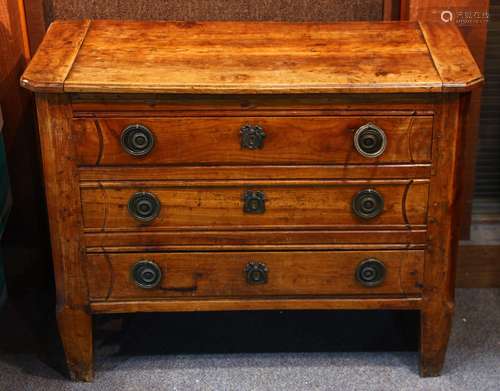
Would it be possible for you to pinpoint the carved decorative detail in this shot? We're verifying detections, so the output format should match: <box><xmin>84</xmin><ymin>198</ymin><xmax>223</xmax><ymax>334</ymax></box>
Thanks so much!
<box><xmin>240</xmin><ymin>124</ymin><xmax>266</xmax><ymax>149</ymax></box>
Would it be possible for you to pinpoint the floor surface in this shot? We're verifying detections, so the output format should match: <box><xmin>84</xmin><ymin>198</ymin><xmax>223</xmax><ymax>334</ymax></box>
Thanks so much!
<box><xmin>0</xmin><ymin>289</ymin><xmax>499</xmax><ymax>391</ymax></box>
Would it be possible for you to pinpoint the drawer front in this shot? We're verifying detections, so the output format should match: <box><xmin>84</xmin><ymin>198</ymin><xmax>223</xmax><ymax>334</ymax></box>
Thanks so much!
<box><xmin>73</xmin><ymin>116</ymin><xmax>433</xmax><ymax>166</ymax></box>
<box><xmin>81</xmin><ymin>180</ymin><xmax>429</xmax><ymax>231</ymax></box>
<box><xmin>86</xmin><ymin>250</ymin><xmax>424</xmax><ymax>301</ymax></box>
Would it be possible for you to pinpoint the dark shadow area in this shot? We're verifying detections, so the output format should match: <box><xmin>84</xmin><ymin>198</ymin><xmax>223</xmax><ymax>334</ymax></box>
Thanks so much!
<box><xmin>101</xmin><ymin>310</ymin><xmax>419</xmax><ymax>357</ymax></box>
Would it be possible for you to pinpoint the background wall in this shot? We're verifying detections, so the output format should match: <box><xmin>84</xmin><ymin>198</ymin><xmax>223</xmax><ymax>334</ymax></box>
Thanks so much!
<box><xmin>43</xmin><ymin>0</ymin><xmax>384</xmax><ymax>22</ymax></box>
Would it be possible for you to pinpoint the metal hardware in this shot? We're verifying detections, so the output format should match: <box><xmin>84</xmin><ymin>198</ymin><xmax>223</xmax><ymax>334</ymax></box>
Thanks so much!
<box><xmin>121</xmin><ymin>124</ymin><xmax>155</xmax><ymax>156</ymax></box>
<box><xmin>132</xmin><ymin>260</ymin><xmax>162</xmax><ymax>289</ymax></box>
<box><xmin>243</xmin><ymin>190</ymin><xmax>266</xmax><ymax>214</ymax></box>
<box><xmin>245</xmin><ymin>262</ymin><xmax>268</xmax><ymax>284</ymax></box>
<box><xmin>240</xmin><ymin>124</ymin><xmax>266</xmax><ymax>149</ymax></box>
<box><xmin>353</xmin><ymin>123</ymin><xmax>387</xmax><ymax>158</ymax></box>
<box><xmin>355</xmin><ymin>258</ymin><xmax>386</xmax><ymax>287</ymax></box>
<box><xmin>128</xmin><ymin>192</ymin><xmax>161</xmax><ymax>222</ymax></box>
<box><xmin>352</xmin><ymin>189</ymin><xmax>384</xmax><ymax>219</ymax></box>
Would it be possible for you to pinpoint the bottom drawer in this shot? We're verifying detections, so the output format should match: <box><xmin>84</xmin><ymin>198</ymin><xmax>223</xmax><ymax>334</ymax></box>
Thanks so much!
<box><xmin>86</xmin><ymin>250</ymin><xmax>424</xmax><ymax>301</ymax></box>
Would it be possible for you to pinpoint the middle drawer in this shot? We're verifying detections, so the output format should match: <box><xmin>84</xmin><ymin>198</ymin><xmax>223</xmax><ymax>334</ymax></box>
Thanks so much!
<box><xmin>80</xmin><ymin>180</ymin><xmax>429</xmax><ymax>231</ymax></box>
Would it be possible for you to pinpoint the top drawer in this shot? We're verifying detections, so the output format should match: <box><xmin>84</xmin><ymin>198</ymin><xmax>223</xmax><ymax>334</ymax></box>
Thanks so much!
<box><xmin>73</xmin><ymin>116</ymin><xmax>433</xmax><ymax>166</ymax></box>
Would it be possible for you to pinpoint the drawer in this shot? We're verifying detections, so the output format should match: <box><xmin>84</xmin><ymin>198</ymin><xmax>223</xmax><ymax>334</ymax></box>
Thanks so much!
<box><xmin>86</xmin><ymin>250</ymin><xmax>424</xmax><ymax>301</ymax></box>
<box><xmin>80</xmin><ymin>180</ymin><xmax>429</xmax><ymax>231</ymax></box>
<box><xmin>73</xmin><ymin>116</ymin><xmax>433</xmax><ymax>166</ymax></box>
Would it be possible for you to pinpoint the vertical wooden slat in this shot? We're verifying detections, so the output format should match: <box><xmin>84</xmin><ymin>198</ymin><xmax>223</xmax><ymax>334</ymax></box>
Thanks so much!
<box><xmin>384</xmin><ymin>0</ymin><xmax>395</xmax><ymax>19</ymax></box>
<box><xmin>15</xmin><ymin>0</ymin><xmax>30</xmax><ymax>59</ymax></box>
<box><xmin>399</xmin><ymin>0</ymin><xmax>411</xmax><ymax>19</ymax></box>
<box><xmin>22</xmin><ymin>0</ymin><xmax>47</xmax><ymax>55</ymax></box>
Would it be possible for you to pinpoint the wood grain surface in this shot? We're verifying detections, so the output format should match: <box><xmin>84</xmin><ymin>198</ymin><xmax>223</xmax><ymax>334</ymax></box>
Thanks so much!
<box><xmin>73</xmin><ymin>116</ymin><xmax>433</xmax><ymax>166</ymax></box>
<box><xmin>90</xmin><ymin>296</ymin><xmax>422</xmax><ymax>314</ymax></box>
<box><xmin>21</xmin><ymin>20</ymin><xmax>483</xmax><ymax>94</ymax></box>
<box><xmin>35</xmin><ymin>94</ymin><xmax>93</xmax><ymax>381</ymax></box>
<box><xmin>22</xmin><ymin>19</ymin><xmax>480</xmax><ymax>380</ymax></box>
<box><xmin>78</xmin><ymin>165</ymin><xmax>432</xmax><ymax>182</ymax></box>
<box><xmin>85</xmin><ymin>250</ymin><xmax>424</xmax><ymax>300</ymax></box>
<box><xmin>80</xmin><ymin>180</ymin><xmax>429</xmax><ymax>231</ymax></box>
<box><xmin>83</xmin><ymin>230</ymin><xmax>428</xmax><ymax>250</ymax></box>
<box><xmin>20</xmin><ymin>20</ymin><xmax>90</xmax><ymax>92</ymax></box>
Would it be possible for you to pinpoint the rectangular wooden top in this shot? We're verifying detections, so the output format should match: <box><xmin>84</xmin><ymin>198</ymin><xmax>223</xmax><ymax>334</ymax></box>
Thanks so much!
<box><xmin>21</xmin><ymin>20</ymin><xmax>483</xmax><ymax>94</ymax></box>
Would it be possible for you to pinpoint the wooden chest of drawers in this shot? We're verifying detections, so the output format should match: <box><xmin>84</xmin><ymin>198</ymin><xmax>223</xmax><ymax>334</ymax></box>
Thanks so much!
<box><xmin>21</xmin><ymin>20</ymin><xmax>482</xmax><ymax>381</ymax></box>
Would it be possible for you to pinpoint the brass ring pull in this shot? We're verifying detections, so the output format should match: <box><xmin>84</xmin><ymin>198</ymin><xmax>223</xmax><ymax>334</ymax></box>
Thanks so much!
<box><xmin>121</xmin><ymin>124</ymin><xmax>155</xmax><ymax>156</ymax></box>
<box><xmin>128</xmin><ymin>192</ymin><xmax>161</xmax><ymax>222</ymax></box>
<box><xmin>132</xmin><ymin>260</ymin><xmax>162</xmax><ymax>289</ymax></box>
<box><xmin>352</xmin><ymin>189</ymin><xmax>384</xmax><ymax>220</ymax></box>
<box><xmin>353</xmin><ymin>123</ymin><xmax>387</xmax><ymax>158</ymax></box>
<box><xmin>355</xmin><ymin>258</ymin><xmax>386</xmax><ymax>287</ymax></box>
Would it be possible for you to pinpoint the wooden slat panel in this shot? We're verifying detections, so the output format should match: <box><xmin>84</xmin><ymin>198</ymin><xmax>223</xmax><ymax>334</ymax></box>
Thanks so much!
<box><xmin>91</xmin><ymin>296</ymin><xmax>423</xmax><ymax>313</ymax></box>
<box><xmin>22</xmin><ymin>20</ymin><xmax>483</xmax><ymax>94</ymax></box>
<box><xmin>84</xmin><ymin>230</ymin><xmax>428</xmax><ymax>249</ymax></box>
<box><xmin>63</xmin><ymin>20</ymin><xmax>443</xmax><ymax>94</ymax></box>
<box><xmin>418</xmin><ymin>22</ymin><xmax>483</xmax><ymax>91</ymax></box>
<box><xmin>23</xmin><ymin>0</ymin><xmax>47</xmax><ymax>55</ymax></box>
<box><xmin>78</xmin><ymin>165</ymin><xmax>432</xmax><ymax>181</ymax></box>
<box><xmin>20</xmin><ymin>19</ymin><xmax>90</xmax><ymax>92</ymax></box>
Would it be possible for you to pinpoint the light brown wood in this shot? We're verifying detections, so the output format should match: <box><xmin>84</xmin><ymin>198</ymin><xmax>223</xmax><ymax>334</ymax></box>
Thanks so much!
<box><xmin>418</xmin><ymin>22</ymin><xmax>483</xmax><ymax>91</ymax></box>
<box><xmin>35</xmin><ymin>94</ymin><xmax>93</xmax><ymax>381</ymax></box>
<box><xmin>20</xmin><ymin>20</ymin><xmax>90</xmax><ymax>92</ymax></box>
<box><xmin>86</xmin><ymin>250</ymin><xmax>424</xmax><ymax>300</ymax></box>
<box><xmin>22</xmin><ymin>20</ymin><xmax>482</xmax><ymax>380</ymax></box>
<box><xmin>21</xmin><ymin>20</ymin><xmax>482</xmax><ymax>94</ymax></box>
<box><xmin>91</xmin><ymin>296</ymin><xmax>423</xmax><ymax>314</ymax></box>
<box><xmin>73</xmin><ymin>116</ymin><xmax>433</xmax><ymax>166</ymax></box>
<box><xmin>80</xmin><ymin>180</ymin><xmax>429</xmax><ymax>231</ymax></box>
<box><xmin>419</xmin><ymin>94</ymin><xmax>462</xmax><ymax>377</ymax></box>
<box><xmin>404</xmin><ymin>0</ymin><xmax>490</xmax><ymax>240</ymax></box>
<box><xmin>15</xmin><ymin>0</ymin><xmax>30</xmax><ymax>60</ymax></box>
<box><xmin>79</xmin><ymin>165</ymin><xmax>432</xmax><ymax>181</ymax></box>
